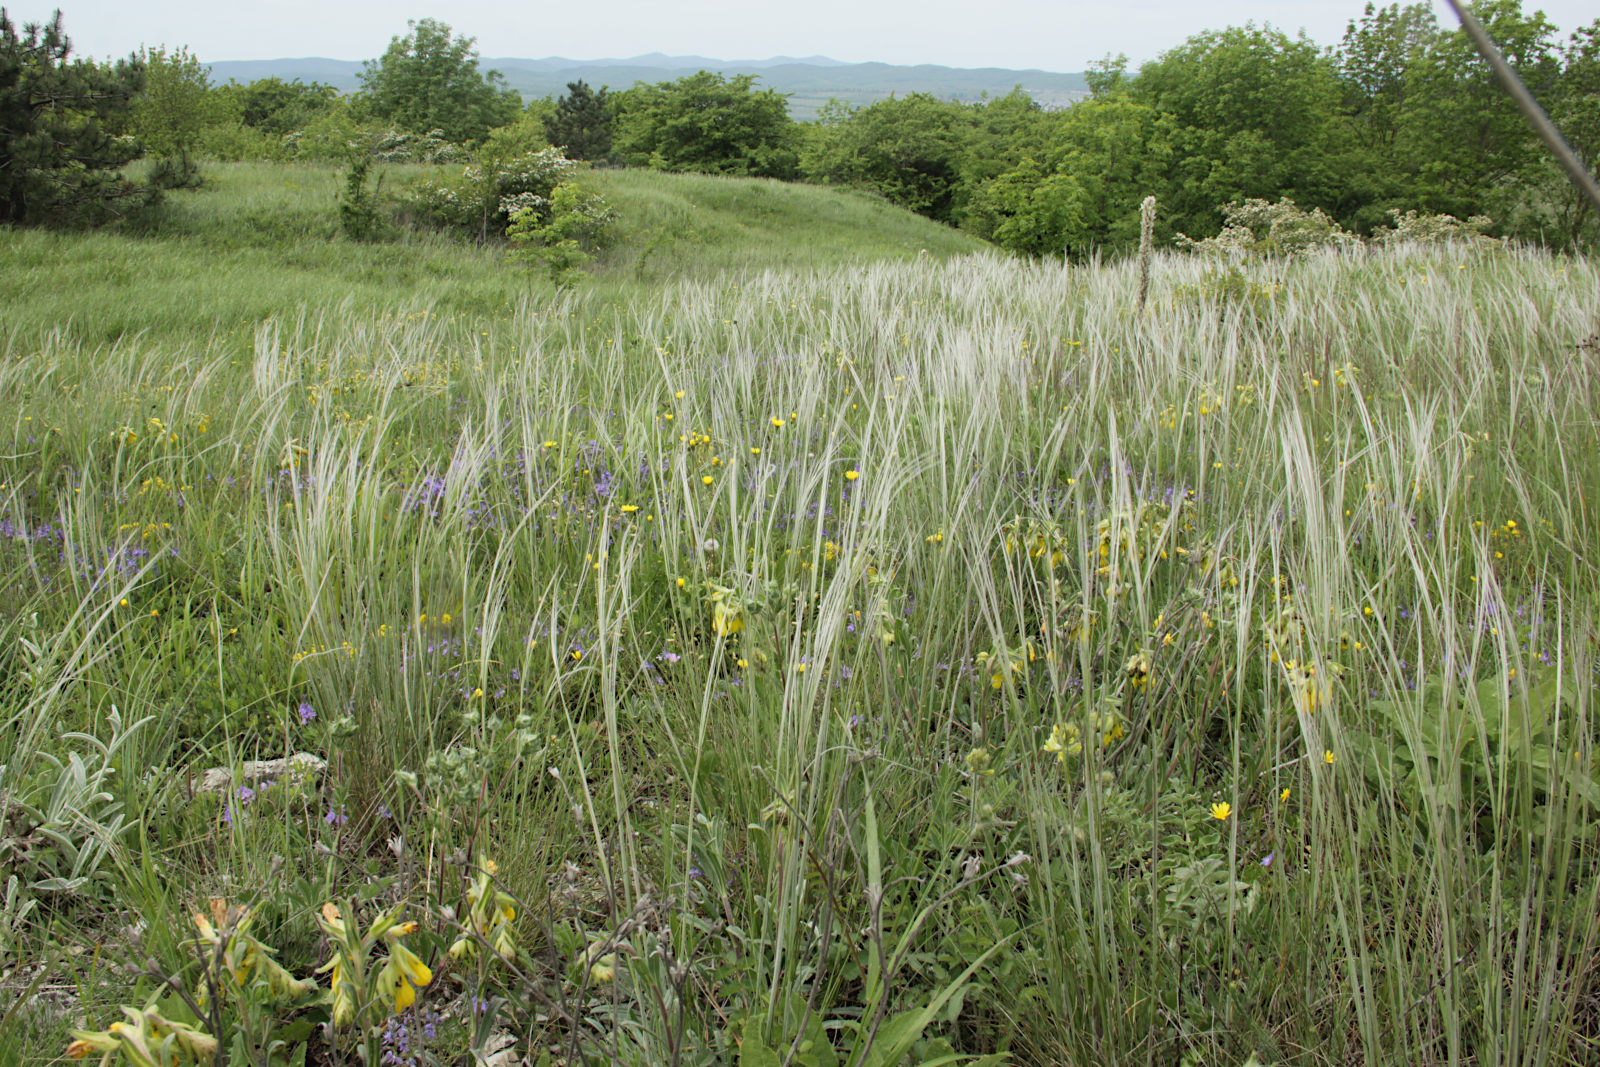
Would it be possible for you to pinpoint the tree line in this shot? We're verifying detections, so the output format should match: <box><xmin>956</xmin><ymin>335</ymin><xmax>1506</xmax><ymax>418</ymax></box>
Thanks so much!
<box><xmin>5</xmin><ymin>3</ymin><xmax>1598</xmax><ymax>250</ymax></box>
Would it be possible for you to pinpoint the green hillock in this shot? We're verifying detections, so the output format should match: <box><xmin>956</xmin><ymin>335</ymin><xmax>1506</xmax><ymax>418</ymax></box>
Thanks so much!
<box><xmin>0</xmin><ymin>161</ymin><xmax>988</xmax><ymax>347</ymax></box>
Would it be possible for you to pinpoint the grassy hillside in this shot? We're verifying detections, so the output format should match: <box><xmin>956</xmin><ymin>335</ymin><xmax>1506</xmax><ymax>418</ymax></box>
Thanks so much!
<box><xmin>0</xmin><ymin>161</ymin><xmax>986</xmax><ymax>347</ymax></box>
<box><xmin>2</xmin><ymin>178</ymin><xmax>1599</xmax><ymax>1066</ymax></box>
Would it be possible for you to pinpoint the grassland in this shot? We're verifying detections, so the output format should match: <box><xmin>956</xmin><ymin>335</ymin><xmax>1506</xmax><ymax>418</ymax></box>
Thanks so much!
<box><xmin>0</xmin><ymin>164</ymin><xmax>1597</xmax><ymax>1067</ymax></box>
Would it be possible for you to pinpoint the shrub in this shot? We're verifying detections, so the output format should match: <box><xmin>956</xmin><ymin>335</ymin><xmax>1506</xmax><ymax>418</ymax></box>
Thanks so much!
<box><xmin>1175</xmin><ymin>196</ymin><xmax>1360</xmax><ymax>255</ymax></box>
<box><xmin>1371</xmin><ymin>207</ymin><xmax>1499</xmax><ymax>246</ymax></box>
<box><xmin>339</xmin><ymin>157</ymin><xmax>382</xmax><ymax>241</ymax></box>
<box><xmin>405</xmin><ymin>145</ymin><xmax>578</xmax><ymax>242</ymax></box>
<box><xmin>506</xmin><ymin>180</ymin><xmax>617</xmax><ymax>285</ymax></box>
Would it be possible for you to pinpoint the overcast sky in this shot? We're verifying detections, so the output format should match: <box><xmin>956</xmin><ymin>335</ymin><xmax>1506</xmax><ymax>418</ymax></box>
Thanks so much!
<box><xmin>8</xmin><ymin>0</ymin><xmax>1598</xmax><ymax>71</ymax></box>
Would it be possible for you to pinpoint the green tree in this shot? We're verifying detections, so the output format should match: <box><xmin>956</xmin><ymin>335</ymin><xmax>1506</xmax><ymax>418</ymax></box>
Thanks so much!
<box><xmin>971</xmin><ymin>96</ymin><xmax>1176</xmax><ymax>257</ymax></box>
<box><xmin>802</xmin><ymin>93</ymin><xmax>973</xmax><ymax>221</ymax></box>
<box><xmin>1338</xmin><ymin>3</ymin><xmax>1441</xmax><ymax>150</ymax></box>
<box><xmin>133</xmin><ymin>45</ymin><xmax>228</xmax><ymax>187</ymax></box>
<box><xmin>544</xmin><ymin>79</ymin><xmax>613</xmax><ymax>162</ymax></box>
<box><xmin>221</xmin><ymin>76</ymin><xmax>338</xmax><ymax>136</ymax></box>
<box><xmin>613</xmin><ymin>71</ymin><xmax>797</xmax><ymax>178</ymax></box>
<box><xmin>1395</xmin><ymin>0</ymin><xmax>1561</xmax><ymax>222</ymax></box>
<box><xmin>0</xmin><ymin>9</ymin><xmax>145</xmax><ymax>226</ymax></box>
<box><xmin>1133</xmin><ymin>25</ymin><xmax>1359</xmax><ymax>235</ymax></box>
<box><xmin>358</xmin><ymin>19</ymin><xmax>521</xmax><ymax>145</ymax></box>
<box><xmin>1533</xmin><ymin>19</ymin><xmax>1600</xmax><ymax>246</ymax></box>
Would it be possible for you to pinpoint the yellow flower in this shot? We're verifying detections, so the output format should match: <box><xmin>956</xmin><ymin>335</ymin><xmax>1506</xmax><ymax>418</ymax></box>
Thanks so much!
<box><xmin>770</xmin><ymin>416</ymin><xmax>785</xmax><ymax>427</ymax></box>
<box><xmin>701</xmin><ymin>475</ymin><xmax>714</xmax><ymax>485</ymax></box>
<box><xmin>712</xmin><ymin>601</ymin><xmax>744</xmax><ymax>636</ymax></box>
<box><xmin>379</xmin><ymin>939</ymin><xmax>432</xmax><ymax>1013</ymax></box>
<box><xmin>1324</xmin><ymin>749</ymin><xmax>1336</xmax><ymax>765</ymax></box>
<box><xmin>588</xmin><ymin>953</ymin><xmax>617</xmax><ymax>984</ymax></box>
<box><xmin>845</xmin><ymin>469</ymin><xmax>859</xmax><ymax>480</ymax></box>
<box><xmin>620</xmin><ymin>504</ymin><xmax>639</xmax><ymax>512</ymax></box>
<box><xmin>1210</xmin><ymin>801</ymin><xmax>1232</xmax><ymax>821</ymax></box>
<box><xmin>1280</xmin><ymin>787</ymin><xmax>1291</xmax><ymax>802</ymax></box>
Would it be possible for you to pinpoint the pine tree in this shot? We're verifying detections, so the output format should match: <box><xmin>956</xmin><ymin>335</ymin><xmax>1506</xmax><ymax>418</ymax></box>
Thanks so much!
<box><xmin>0</xmin><ymin>9</ymin><xmax>145</xmax><ymax>226</ymax></box>
<box><xmin>544</xmin><ymin>80</ymin><xmax>613</xmax><ymax>163</ymax></box>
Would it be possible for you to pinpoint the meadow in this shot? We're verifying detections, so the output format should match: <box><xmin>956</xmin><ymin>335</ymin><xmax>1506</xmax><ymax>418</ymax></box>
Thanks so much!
<box><xmin>1</xmin><ymin>163</ymin><xmax>1598</xmax><ymax>1067</ymax></box>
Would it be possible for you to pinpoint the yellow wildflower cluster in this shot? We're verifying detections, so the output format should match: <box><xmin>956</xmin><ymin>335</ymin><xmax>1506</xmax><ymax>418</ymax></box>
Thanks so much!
<box><xmin>1124</xmin><ymin>649</ymin><xmax>1152</xmax><ymax>690</ymax></box>
<box><xmin>1042</xmin><ymin>709</ymin><xmax>1122</xmax><ymax>764</ymax></box>
<box><xmin>68</xmin><ymin>1007</ymin><xmax>218</xmax><ymax>1066</ymax></box>
<box><xmin>979</xmin><ymin>640</ymin><xmax>1038</xmax><ymax>690</ymax></box>
<box><xmin>707</xmin><ymin>583</ymin><xmax>745</xmax><ymax>637</ymax></box>
<box><xmin>450</xmin><ymin>857</ymin><xmax>519</xmax><ymax>963</ymax></box>
<box><xmin>315</xmin><ymin>901</ymin><xmax>432</xmax><ymax>1027</ymax></box>
<box><xmin>190</xmin><ymin>898</ymin><xmax>316</xmax><ymax>1006</ymax></box>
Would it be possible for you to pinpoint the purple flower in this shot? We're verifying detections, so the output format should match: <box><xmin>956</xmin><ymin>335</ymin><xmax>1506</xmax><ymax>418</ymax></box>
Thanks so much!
<box><xmin>324</xmin><ymin>805</ymin><xmax>348</xmax><ymax>827</ymax></box>
<box><xmin>297</xmin><ymin>702</ymin><xmax>316</xmax><ymax>725</ymax></box>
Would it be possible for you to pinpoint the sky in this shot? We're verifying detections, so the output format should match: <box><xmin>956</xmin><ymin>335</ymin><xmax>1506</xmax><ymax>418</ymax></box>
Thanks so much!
<box><xmin>8</xmin><ymin>0</ymin><xmax>1598</xmax><ymax>71</ymax></box>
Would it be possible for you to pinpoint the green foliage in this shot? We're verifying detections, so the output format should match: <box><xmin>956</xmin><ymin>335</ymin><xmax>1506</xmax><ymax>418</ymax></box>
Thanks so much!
<box><xmin>506</xmin><ymin>180</ymin><xmax>616</xmax><ymax>285</ymax></box>
<box><xmin>0</xmin><ymin>10</ymin><xmax>145</xmax><ymax>226</ymax></box>
<box><xmin>338</xmin><ymin>157</ymin><xmax>381</xmax><ymax>241</ymax></box>
<box><xmin>404</xmin><ymin>143</ymin><xmax>578</xmax><ymax>241</ymax></box>
<box><xmin>1348</xmin><ymin>675</ymin><xmax>1599</xmax><ymax>847</ymax></box>
<box><xmin>133</xmin><ymin>45</ymin><xmax>230</xmax><ymax>189</ymax></box>
<box><xmin>1132</xmin><ymin>24</ymin><xmax>1357</xmax><ymax>237</ymax></box>
<box><xmin>544</xmin><ymin>79</ymin><xmax>614</xmax><ymax>163</ymax></box>
<box><xmin>972</xmin><ymin>96</ymin><xmax>1174</xmax><ymax>257</ymax></box>
<box><xmin>803</xmin><ymin>93</ymin><xmax>973</xmax><ymax>222</ymax></box>
<box><xmin>222</xmin><ymin>75</ymin><xmax>339</xmax><ymax>137</ymax></box>
<box><xmin>1371</xmin><ymin>206</ymin><xmax>1498</xmax><ymax>244</ymax></box>
<box><xmin>1394</xmin><ymin>0</ymin><xmax>1560</xmax><ymax>219</ymax></box>
<box><xmin>1</xmin><ymin>708</ymin><xmax>146</xmax><ymax>961</ymax></box>
<box><xmin>357</xmin><ymin>18</ymin><xmax>521</xmax><ymax>145</ymax></box>
<box><xmin>615</xmin><ymin>70</ymin><xmax>799</xmax><ymax>178</ymax></box>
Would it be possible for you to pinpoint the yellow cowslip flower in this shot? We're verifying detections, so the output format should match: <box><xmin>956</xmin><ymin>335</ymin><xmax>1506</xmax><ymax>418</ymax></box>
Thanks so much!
<box><xmin>712</xmin><ymin>600</ymin><xmax>743</xmax><ymax>636</ymax></box>
<box><xmin>378</xmin><ymin>939</ymin><xmax>432</xmax><ymax>1013</ymax></box>
<box><xmin>1042</xmin><ymin>723</ymin><xmax>1081</xmax><ymax>763</ymax></box>
<box><xmin>1210</xmin><ymin>802</ymin><xmax>1232</xmax><ymax>821</ymax></box>
<box><xmin>65</xmin><ymin>1032</ymin><xmax>118</xmax><ymax>1059</ymax></box>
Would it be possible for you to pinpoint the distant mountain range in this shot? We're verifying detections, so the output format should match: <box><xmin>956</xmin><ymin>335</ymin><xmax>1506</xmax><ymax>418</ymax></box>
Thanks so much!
<box><xmin>205</xmin><ymin>54</ymin><xmax>1090</xmax><ymax>120</ymax></box>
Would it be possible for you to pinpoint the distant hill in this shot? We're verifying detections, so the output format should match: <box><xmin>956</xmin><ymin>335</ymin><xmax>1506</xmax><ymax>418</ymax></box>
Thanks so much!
<box><xmin>205</xmin><ymin>54</ymin><xmax>1089</xmax><ymax>119</ymax></box>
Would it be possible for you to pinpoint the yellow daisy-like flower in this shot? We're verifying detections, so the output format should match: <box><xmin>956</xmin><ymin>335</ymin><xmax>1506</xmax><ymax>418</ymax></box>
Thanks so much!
<box><xmin>1324</xmin><ymin>749</ymin><xmax>1336</xmax><ymax>765</ymax></box>
<box><xmin>1210</xmin><ymin>801</ymin><xmax>1232</xmax><ymax>821</ymax></box>
<box><xmin>620</xmin><ymin>504</ymin><xmax>639</xmax><ymax>512</ymax></box>
<box><xmin>845</xmin><ymin>469</ymin><xmax>860</xmax><ymax>480</ymax></box>
<box><xmin>701</xmin><ymin>475</ymin><xmax>714</xmax><ymax>485</ymax></box>
<box><xmin>770</xmin><ymin>416</ymin><xmax>785</xmax><ymax>427</ymax></box>
<box><xmin>1280</xmin><ymin>787</ymin><xmax>1291</xmax><ymax>802</ymax></box>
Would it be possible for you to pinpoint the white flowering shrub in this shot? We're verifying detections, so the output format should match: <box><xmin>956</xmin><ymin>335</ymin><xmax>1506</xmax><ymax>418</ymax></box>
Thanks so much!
<box><xmin>1176</xmin><ymin>197</ymin><xmax>1361</xmax><ymax>257</ymax></box>
<box><xmin>404</xmin><ymin>145</ymin><xmax>578</xmax><ymax>240</ymax></box>
<box><xmin>1371</xmin><ymin>208</ymin><xmax>1498</xmax><ymax>246</ymax></box>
